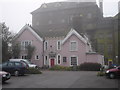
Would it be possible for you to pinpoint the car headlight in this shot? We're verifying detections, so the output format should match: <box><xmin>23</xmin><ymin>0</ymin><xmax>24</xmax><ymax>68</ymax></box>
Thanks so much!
<box><xmin>2</xmin><ymin>74</ymin><xmax>6</xmax><ymax>77</ymax></box>
<box><xmin>106</xmin><ymin>70</ymin><xmax>109</xmax><ymax>73</ymax></box>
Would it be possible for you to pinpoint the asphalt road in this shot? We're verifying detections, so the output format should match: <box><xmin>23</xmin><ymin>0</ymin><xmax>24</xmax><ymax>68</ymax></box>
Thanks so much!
<box><xmin>1</xmin><ymin>71</ymin><xmax>120</xmax><ymax>88</ymax></box>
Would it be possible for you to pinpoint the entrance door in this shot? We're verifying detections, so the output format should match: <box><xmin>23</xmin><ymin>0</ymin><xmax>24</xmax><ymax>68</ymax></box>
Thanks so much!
<box><xmin>51</xmin><ymin>59</ymin><xmax>54</xmax><ymax>67</ymax></box>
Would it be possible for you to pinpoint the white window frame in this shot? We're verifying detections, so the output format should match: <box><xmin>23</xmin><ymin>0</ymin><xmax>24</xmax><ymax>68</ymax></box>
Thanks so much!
<box><xmin>21</xmin><ymin>54</ymin><xmax>27</xmax><ymax>59</ymax></box>
<box><xmin>70</xmin><ymin>55</ymin><xmax>78</xmax><ymax>66</ymax></box>
<box><xmin>69</xmin><ymin>41</ymin><xmax>78</xmax><ymax>51</ymax></box>
<box><xmin>35</xmin><ymin>55</ymin><xmax>39</xmax><ymax>60</ymax></box>
<box><xmin>44</xmin><ymin>41</ymin><xmax>48</xmax><ymax>50</ymax></box>
<box><xmin>21</xmin><ymin>40</ymin><xmax>32</xmax><ymax>50</ymax></box>
<box><xmin>57</xmin><ymin>40</ymin><xmax>61</xmax><ymax>50</ymax></box>
<box><xmin>57</xmin><ymin>54</ymin><xmax>61</xmax><ymax>65</ymax></box>
<box><xmin>44</xmin><ymin>56</ymin><xmax>48</xmax><ymax>65</ymax></box>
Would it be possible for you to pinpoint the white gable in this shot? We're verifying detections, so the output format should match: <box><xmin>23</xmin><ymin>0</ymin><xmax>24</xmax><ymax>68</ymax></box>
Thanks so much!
<box><xmin>14</xmin><ymin>24</ymin><xmax>43</xmax><ymax>42</ymax></box>
<box><xmin>62</xmin><ymin>28</ymin><xmax>87</xmax><ymax>44</ymax></box>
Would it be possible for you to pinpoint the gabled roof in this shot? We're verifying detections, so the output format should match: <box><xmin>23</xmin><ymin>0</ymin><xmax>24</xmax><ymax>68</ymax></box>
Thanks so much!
<box><xmin>14</xmin><ymin>24</ymin><xmax>43</xmax><ymax>42</ymax></box>
<box><xmin>62</xmin><ymin>28</ymin><xmax>87</xmax><ymax>44</ymax></box>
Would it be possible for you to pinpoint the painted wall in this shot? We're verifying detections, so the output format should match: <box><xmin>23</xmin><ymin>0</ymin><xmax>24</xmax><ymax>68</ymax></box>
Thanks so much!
<box><xmin>86</xmin><ymin>54</ymin><xmax>103</xmax><ymax>65</ymax></box>
<box><xmin>15</xmin><ymin>28</ymin><xmax>43</xmax><ymax>67</ymax></box>
<box><xmin>61</xmin><ymin>34</ymin><xmax>87</xmax><ymax>66</ymax></box>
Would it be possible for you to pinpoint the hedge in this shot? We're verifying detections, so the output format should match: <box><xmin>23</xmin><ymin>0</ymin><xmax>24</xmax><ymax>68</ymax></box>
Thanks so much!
<box><xmin>49</xmin><ymin>65</ymin><xmax>72</xmax><ymax>71</ymax></box>
<box><xmin>27</xmin><ymin>67</ymin><xmax>42</xmax><ymax>74</ymax></box>
<box><xmin>78</xmin><ymin>62</ymin><xmax>101</xmax><ymax>71</ymax></box>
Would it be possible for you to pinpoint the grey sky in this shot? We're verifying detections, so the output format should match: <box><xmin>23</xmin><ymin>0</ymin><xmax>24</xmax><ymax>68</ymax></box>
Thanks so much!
<box><xmin>0</xmin><ymin>0</ymin><xmax>119</xmax><ymax>33</ymax></box>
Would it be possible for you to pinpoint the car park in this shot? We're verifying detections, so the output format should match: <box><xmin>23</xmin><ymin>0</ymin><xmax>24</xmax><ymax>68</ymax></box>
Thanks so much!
<box><xmin>105</xmin><ymin>66</ymin><xmax>120</xmax><ymax>79</ymax></box>
<box><xmin>9</xmin><ymin>59</ymin><xmax>38</xmax><ymax>68</ymax></box>
<box><xmin>0</xmin><ymin>71</ymin><xmax>11</xmax><ymax>82</ymax></box>
<box><xmin>1</xmin><ymin>61</ymin><xmax>28</xmax><ymax>76</ymax></box>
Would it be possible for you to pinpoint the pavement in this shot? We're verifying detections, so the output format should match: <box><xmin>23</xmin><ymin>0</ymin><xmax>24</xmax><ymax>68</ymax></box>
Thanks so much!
<box><xmin>1</xmin><ymin>71</ymin><xmax>120</xmax><ymax>88</ymax></box>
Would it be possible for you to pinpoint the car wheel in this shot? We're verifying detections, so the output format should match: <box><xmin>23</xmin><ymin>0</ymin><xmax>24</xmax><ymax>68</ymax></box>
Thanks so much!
<box><xmin>109</xmin><ymin>73</ymin><xmax>116</xmax><ymax>79</ymax></box>
<box><xmin>14</xmin><ymin>71</ymin><xmax>19</xmax><ymax>76</ymax></box>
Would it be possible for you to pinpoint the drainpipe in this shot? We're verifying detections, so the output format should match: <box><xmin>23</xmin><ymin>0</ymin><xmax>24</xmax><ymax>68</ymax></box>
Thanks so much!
<box><xmin>43</xmin><ymin>38</ymin><xmax>45</xmax><ymax>68</ymax></box>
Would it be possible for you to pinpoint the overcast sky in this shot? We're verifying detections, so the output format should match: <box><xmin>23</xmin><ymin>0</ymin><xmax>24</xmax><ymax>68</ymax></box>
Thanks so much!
<box><xmin>0</xmin><ymin>0</ymin><xmax>119</xmax><ymax>33</ymax></box>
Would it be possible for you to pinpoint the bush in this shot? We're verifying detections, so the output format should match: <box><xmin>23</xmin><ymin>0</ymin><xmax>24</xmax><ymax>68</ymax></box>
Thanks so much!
<box><xmin>78</xmin><ymin>62</ymin><xmax>101</xmax><ymax>71</ymax></box>
<box><xmin>97</xmin><ymin>71</ymin><xmax>105</xmax><ymax>76</ymax></box>
<box><xmin>27</xmin><ymin>67</ymin><xmax>42</xmax><ymax>74</ymax></box>
<box><xmin>49</xmin><ymin>65</ymin><xmax>72</xmax><ymax>71</ymax></box>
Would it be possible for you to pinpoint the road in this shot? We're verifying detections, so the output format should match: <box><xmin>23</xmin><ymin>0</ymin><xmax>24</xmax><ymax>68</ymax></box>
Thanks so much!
<box><xmin>2</xmin><ymin>71</ymin><xmax>120</xmax><ymax>88</ymax></box>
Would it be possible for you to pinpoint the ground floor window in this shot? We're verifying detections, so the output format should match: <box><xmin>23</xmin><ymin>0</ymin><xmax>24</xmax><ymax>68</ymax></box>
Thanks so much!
<box><xmin>21</xmin><ymin>55</ymin><xmax>27</xmax><ymax>59</ymax></box>
<box><xmin>35</xmin><ymin>55</ymin><xmax>39</xmax><ymax>60</ymax></box>
<box><xmin>63</xmin><ymin>57</ymin><xmax>67</xmax><ymax>63</ymax></box>
<box><xmin>57</xmin><ymin>54</ymin><xmax>61</xmax><ymax>64</ymax></box>
<box><xmin>71</xmin><ymin>57</ymin><xmax>77</xmax><ymax>66</ymax></box>
<box><xmin>44</xmin><ymin>56</ymin><xmax>48</xmax><ymax>65</ymax></box>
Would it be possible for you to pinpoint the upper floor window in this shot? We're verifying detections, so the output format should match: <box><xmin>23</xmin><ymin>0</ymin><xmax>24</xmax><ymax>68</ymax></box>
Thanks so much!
<box><xmin>44</xmin><ymin>41</ymin><xmax>48</xmax><ymax>50</ymax></box>
<box><xmin>87</xmin><ymin>13</ymin><xmax>92</xmax><ymax>19</ymax></box>
<box><xmin>21</xmin><ymin>41</ymin><xmax>32</xmax><ymax>50</ymax></box>
<box><xmin>70</xmin><ymin>41</ymin><xmax>77</xmax><ymax>51</ymax></box>
<box><xmin>57</xmin><ymin>41</ymin><xmax>61</xmax><ymax>50</ymax></box>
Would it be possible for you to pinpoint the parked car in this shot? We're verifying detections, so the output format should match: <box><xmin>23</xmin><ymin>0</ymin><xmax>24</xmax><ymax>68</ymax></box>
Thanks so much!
<box><xmin>0</xmin><ymin>61</ymin><xmax>28</xmax><ymax>76</ymax></box>
<box><xmin>0</xmin><ymin>71</ymin><xmax>11</xmax><ymax>82</ymax></box>
<box><xmin>9</xmin><ymin>59</ymin><xmax>38</xmax><ymax>68</ymax></box>
<box><xmin>105</xmin><ymin>66</ymin><xmax>120</xmax><ymax>79</ymax></box>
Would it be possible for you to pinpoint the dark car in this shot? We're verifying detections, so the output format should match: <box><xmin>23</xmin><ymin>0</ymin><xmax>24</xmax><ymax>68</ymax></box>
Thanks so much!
<box><xmin>105</xmin><ymin>66</ymin><xmax>120</xmax><ymax>79</ymax></box>
<box><xmin>1</xmin><ymin>61</ymin><xmax>28</xmax><ymax>76</ymax></box>
<box><xmin>0</xmin><ymin>71</ymin><xmax>11</xmax><ymax>82</ymax></box>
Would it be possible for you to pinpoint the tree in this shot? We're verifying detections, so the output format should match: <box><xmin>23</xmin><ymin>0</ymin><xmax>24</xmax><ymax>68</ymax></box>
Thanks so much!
<box><xmin>26</xmin><ymin>45</ymin><xmax>35</xmax><ymax>60</ymax></box>
<box><xmin>12</xmin><ymin>43</ymin><xmax>21</xmax><ymax>59</ymax></box>
<box><xmin>1</xmin><ymin>23</ymin><xmax>13</xmax><ymax>62</ymax></box>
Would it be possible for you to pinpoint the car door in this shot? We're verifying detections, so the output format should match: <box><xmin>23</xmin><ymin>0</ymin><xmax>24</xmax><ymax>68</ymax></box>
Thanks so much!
<box><xmin>2</xmin><ymin>62</ymin><xmax>8</xmax><ymax>71</ymax></box>
<box><xmin>117</xmin><ymin>67</ymin><xmax>120</xmax><ymax>76</ymax></box>
<box><xmin>7</xmin><ymin>62</ymin><xmax>15</xmax><ymax>74</ymax></box>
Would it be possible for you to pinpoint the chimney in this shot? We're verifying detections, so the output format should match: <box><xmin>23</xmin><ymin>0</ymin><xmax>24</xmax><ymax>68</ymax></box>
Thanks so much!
<box><xmin>99</xmin><ymin>0</ymin><xmax>103</xmax><ymax>14</ymax></box>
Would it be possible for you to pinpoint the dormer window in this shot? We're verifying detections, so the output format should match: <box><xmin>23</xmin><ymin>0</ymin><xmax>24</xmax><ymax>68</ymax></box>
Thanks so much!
<box><xmin>41</xmin><ymin>3</ymin><xmax>47</xmax><ymax>8</ymax></box>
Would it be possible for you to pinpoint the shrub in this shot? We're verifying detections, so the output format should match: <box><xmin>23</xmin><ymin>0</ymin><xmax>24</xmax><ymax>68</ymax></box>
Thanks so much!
<box><xmin>27</xmin><ymin>67</ymin><xmax>42</xmax><ymax>74</ymax></box>
<box><xmin>97</xmin><ymin>71</ymin><xmax>105</xmax><ymax>76</ymax></box>
<box><xmin>78</xmin><ymin>62</ymin><xmax>101</xmax><ymax>71</ymax></box>
<box><xmin>49</xmin><ymin>65</ymin><xmax>72</xmax><ymax>71</ymax></box>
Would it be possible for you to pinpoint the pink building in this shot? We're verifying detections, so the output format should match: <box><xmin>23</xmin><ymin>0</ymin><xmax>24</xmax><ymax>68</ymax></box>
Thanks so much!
<box><xmin>14</xmin><ymin>24</ymin><xmax>104</xmax><ymax>67</ymax></box>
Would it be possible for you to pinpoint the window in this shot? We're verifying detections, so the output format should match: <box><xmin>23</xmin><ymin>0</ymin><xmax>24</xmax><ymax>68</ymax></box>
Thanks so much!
<box><xmin>35</xmin><ymin>55</ymin><xmax>39</xmax><ymax>60</ymax></box>
<box><xmin>63</xmin><ymin>57</ymin><xmax>67</xmax><ymax>63</ymax></box>
<box><xmin>15</xmin><ymin>62</ymin><xmax>21</xmax><ymax>66</ymax></box>
<box><xmin>87</xmin><ymin>13</ymin><xmax>92</xmax><ymax>19</ymax></box>
<box><xmin>57</xmin><ymin>54</ymin><xmax>61</xmax><ymax>64</ymax></box>
<box><xmin>71</xmin><ymin>57</ymin><xmax>77</xmax><ymax>66</ymax></box>
<box><xmin>44</xmin><ymin>56</ymin><xmax>48</xmax><ymax>65</ymax></box>
<box><xmin>44</xmin><ymin>41</ymin><xmax>48</xmax><ymax>50</ymax></box>
<box><xmin>8</xmin><ymin>62</ymin><xmax>14</xmax><ymax>66</ymax></box>
<box><xmin>57</xmin><ymin>41</ymin><xmax>61</xmax><ymax>50</ymax></box>
<box><xmin>70</xmin><ymin>41</ymin><xmax>77</xmax><ymax>51</ymax></box>
<box><xmin>21</xmin><ymin>55</ymin><xmax>27</xmax><ymax>59</ymax></box>
<box><xmin>21</xmin><ymin>41</ymin><xmax>32</xmax><ymax>50</ymax></box>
